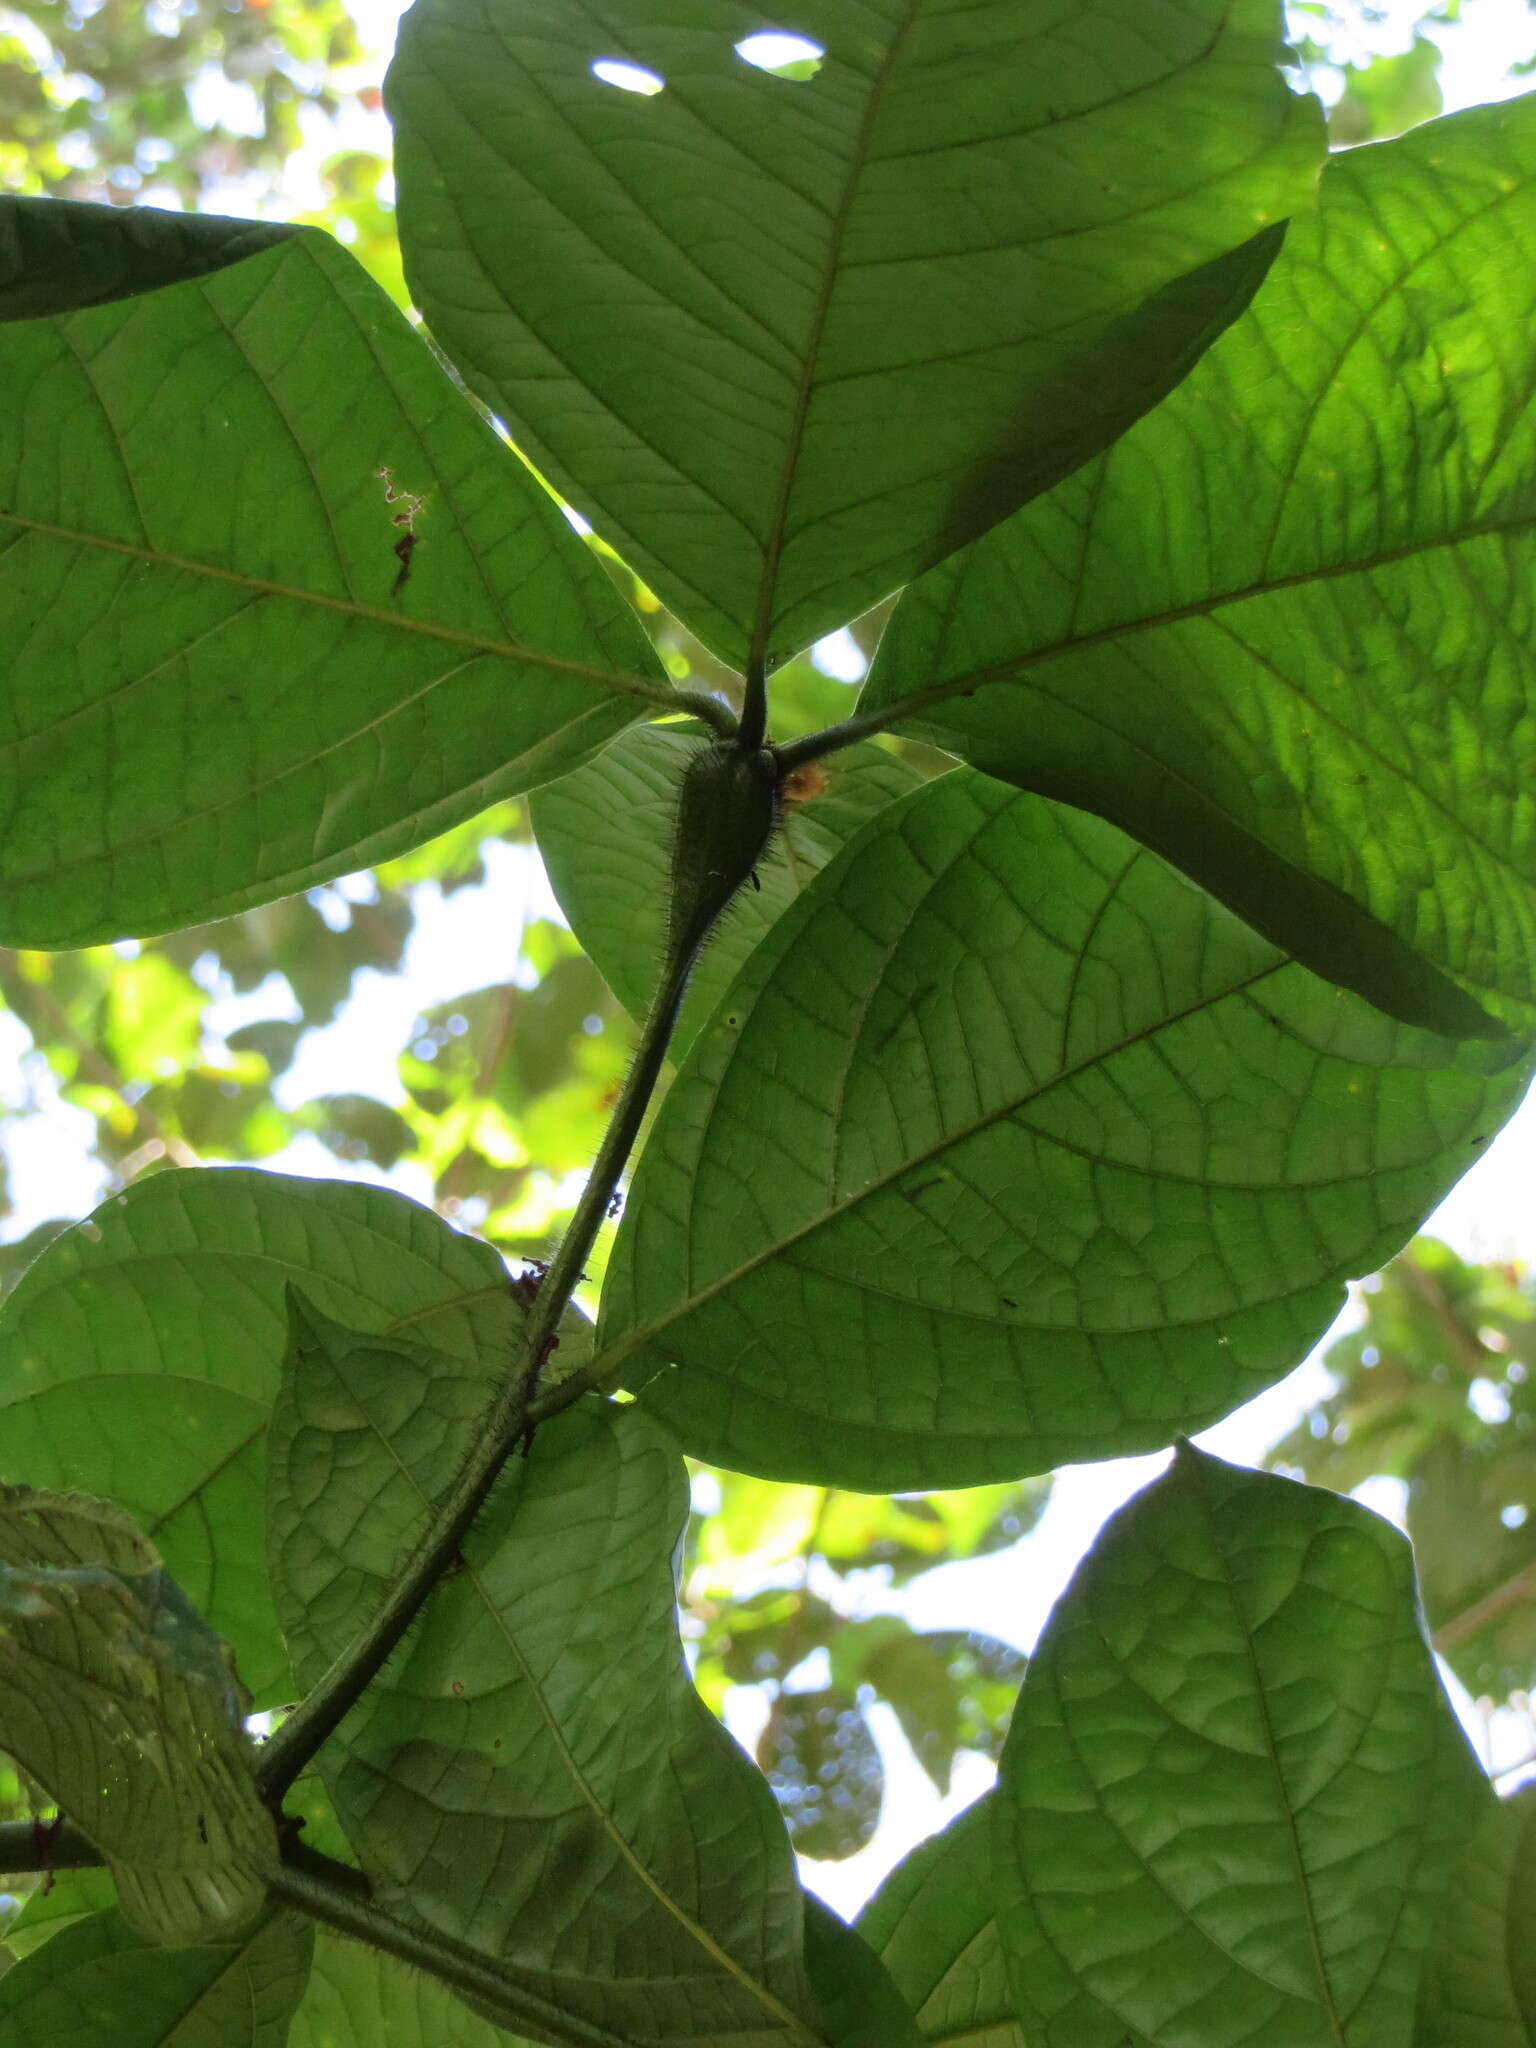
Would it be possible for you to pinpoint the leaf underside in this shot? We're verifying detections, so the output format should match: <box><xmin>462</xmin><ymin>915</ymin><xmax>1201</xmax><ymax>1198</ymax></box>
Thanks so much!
<box><xmin>1415</xmin><ymin>1785</ymin><xmax>1536</xmax><ymax>2046</ymax></box>
<box><xmin>597</xmin><ymin>771</ymin><xmax>1528</xmax><ymax>1489</ymax></box>
<box><xmin>267</xmin><ymin>1334</ymin><xmax>819</xmax><ymax>2048</ymax></box>
<box><xmin>993</xmin><ymin>1446</ymin><xmax>1489</xmax><ymax>2046</ymax></box>
<box><xmin>531</xmin><ymin>722</ymin><xmax>924</xmax><ymax>1055</ymax></box>
<box><xmin>858</xmin><ymin>1793</ymin><xmax>1025</xmax><ymax>2048</ymax></box>
<box><xmin>0</xmin><ymin>1487</ymin><xmax>277</xmax><ymax>1946</ymax></box>
<box><xmin>0</xmin><ymin>1168</ymin><xmax>517</xmax><ymax>1706</ymax></box>
<box><xmin>387</xmin><ymin>0</ymin><xmax>1320</xmax><ymax>665</ymax></box>
<box><xmin>861</xmin><ymin>96</ymin><xmax>1536</xmax><ymax>1039</ymax></box>
<box><xmin>0</xmin><ymin>199</ymin><xmax>661</xmax><ymax>947</ymax></box>
<box><xmin>0</xmin><ymin>1906</ymin><xmax>313</xmax><ymax>2047</ymax></box>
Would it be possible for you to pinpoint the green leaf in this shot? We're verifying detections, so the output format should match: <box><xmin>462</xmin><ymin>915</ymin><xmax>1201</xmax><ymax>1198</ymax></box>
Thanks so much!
<box><xmin>0</xmin><ymin>1488</ymin><xmax>276</xmax><ymax>1945</ymax></box>
<box><xmin>0</xmin><ymin>198</ymin><xmax>666</xmax><ymax>947</ymax></box>
<box><xmin>267</xmin><ymin>1358</ymin><xmax>819</xmax><ymax>2047</ymax></box>
<box><xmin>857</xmin><ymin>1794</ymin><xmax>1025</xmax><ymax>2048</ymax></box>
<box><xmin>4</xmin><ymin>1869</ymin><xmax>120</xmax><ymax>1963</ymax></box>
<box><xmin>531</xmin><ymin>723</ymin><xmax>923</xmax><ymax>1053</ymax></box>
<box><xmin>289</xmin><ymin>1930</ymin><xmax>532</xmax><ymax>2048</ymax></box>
<box><xmin>0</xmin><ymin>1168</ymin><xmax>517</xmax><ymax>1706</ymax></box>
<box><xmin>802</xmin><ymin>1894</ymin><xmax>925</xmax><ymax>2048</ymax></box>
<box><xmin>858</xmin><ymin>96</ymin><xmax>1536</xmax><ymax>1040</ymax></box>
<box><xmin>994</xmin><ymin>1445</ymin><xmax>1490</xmax><ymax>2046</ymax></box>
<box><xmin>0</xmin><ymin>1907</ymin><xmax>312</xmax><ymax>2046</ymax></box>
<box><xmin>386</xmin><ymin>0</ymin><xmax>1320</xmax><ymax>665</ymax></box>
<box><xmin>0</xmin><ymin>197</ymin><xmax>295</xmax><ymax>320</ymax></box>
<box><xmin>1415</xmin><ymin>1785</ymin><xmax>1536</xmax><ymax>2046</ymax></box>
<box><xmin>596</xmin><ymin>772</ymin><xmax>1528</xmax><ymax>1488</ymax></box>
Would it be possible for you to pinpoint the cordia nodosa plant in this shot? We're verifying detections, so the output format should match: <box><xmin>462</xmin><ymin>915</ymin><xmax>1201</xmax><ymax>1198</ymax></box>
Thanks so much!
<box><xmin>0</xmin><ymin>3</ymin><xmax>1533</xmax><ymax>2042</ymax></box>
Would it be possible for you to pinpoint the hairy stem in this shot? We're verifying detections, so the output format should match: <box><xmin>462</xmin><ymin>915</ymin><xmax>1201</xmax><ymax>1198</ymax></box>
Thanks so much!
<box><xmin>513</xmin><ymin>940</ymin><xmax>698</xmax><ymax>1398</ymax></box>
<box><xmin>674</xmin><ymin>687</ymin><xmax>740</xmax><ymax>740</ymax></box>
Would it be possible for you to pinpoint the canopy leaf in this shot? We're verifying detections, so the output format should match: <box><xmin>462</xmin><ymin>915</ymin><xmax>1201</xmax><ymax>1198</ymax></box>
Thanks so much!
<box><xmin>387</xmin><ymin>0</ymin><xmax>1320</xmax><ymax>664</ymax></box>
<box><xmin>859</xmin><ymin>97</ymin><xmax>1536</xmax><ymax>1038</ymax></box>
<box><xmin>993</xmin><ymin>1446</ymin><xmax>1489</xmax><ymax>2045</ymax></box>
<box><xmin>0</xmin><ymin>197</ymin><xmax>663</xmax><ymax>946</ymax></box>
<box><xmin>597</xmin><ymin>773</ymin><xmax>1528</xmax><ymax>1487</ymax></box>
<box><xmin>0</xmin><ymin>1169</ymin><xmax>517</xmax><ymax>1706</ymax></box>
<box><xmin>266</xmin><ymin>1329</ymin><xmax>819</xmax><ymax>2048</ymax></box>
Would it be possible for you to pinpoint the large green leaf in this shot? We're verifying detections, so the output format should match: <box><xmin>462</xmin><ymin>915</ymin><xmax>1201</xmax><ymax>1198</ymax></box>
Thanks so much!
<box><xmin>387</xmin><ymin>0</ymin><xmax>1320</xmax><ymax>666</ymax></box>
<box><xmin>994</xmin><ymin>1446</ymin><xmax>1489</xmax><ymax>2046</ymax></box>
<box><xmin>595</xmin><ymin>772</ymin><xmax>1528</xmax><ymax>1489</ymax></box>
<box><xmin>1415</xmin><ymin>1786</ymin><xmax>1536</xmax><ymax>2046</ymax></box>
<box><xmin>267</xmin><ymin>1332</ymin><xmax>819</xmax><ymax>2047</ymax></box>
<box><xmin>531</xmin><ymin>723</ymin><xmax>923</xmax><ymax>1052</ymax></box>
<box><xmin>0</xmin><ymin>196</ymin><xmax>667</xmax><ymax>947</ymax></box>
<box><xmin>0</xmin><ymin>1487</ymin><xmax>276</xmax><ymax>1945</ymax></box>
<box><xmin>858</xmin><ymin>96</ymin><xmax>1536</xmax><ymax>1039</ymax></box>
<box><xmin>0</xmin><ymin>1169</ymin><xmax>517</xmax><ymax>1706</ymax></box>
<box><xmin>857</xmin><ymin>1795</ymin><xmax>1024</xmax><ymax>2048</ymax></box>
<box><xmin>0</xmin><ymin>1907</ymin><xmax>312</xmax><ymax>2046</ymax></box>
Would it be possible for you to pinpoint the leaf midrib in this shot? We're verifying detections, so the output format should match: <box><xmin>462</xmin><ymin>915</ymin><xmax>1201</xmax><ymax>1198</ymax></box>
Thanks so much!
<box><xmin>746</xmin><ymin>0</ymin><xmax>917</xmax><ymax>674</ymax></box>
<box><xmin>0</xmin><ymin>509</ymin><xmax>670</xmax><ymax>708</ymax></box>
<box><xmin>1185</xmin><ymin>1457</ymin><xmax>1349</xmax><ymax>2047</ymax></box>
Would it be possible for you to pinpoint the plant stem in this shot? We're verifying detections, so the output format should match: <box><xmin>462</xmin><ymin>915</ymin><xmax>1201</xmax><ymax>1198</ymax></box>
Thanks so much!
<box><xmin>512</xmin><ymin>941</ymin><xmax>698</xmax><ymax>1402</ymax></box>
<box><xmin>674</xmin><ymin>688</ymin><xmax>739</xmax><ymax>739</ymax></box>
<box><xmin>254</xmin><ymin>920</ymin><xmax>709</xmax><ymax>1806</ymax></box>
<box><xmin>738</xmin><ymin>654</ymin><xmax>769</xmax><ymax>752</ymax></box>
<box><xmin>0</xmin><ymin>1817</ymin><xmax>101</xmax><ymax>1876</ymax></box>
<box><xmin>270</xmin><ymin>1858</ymin><xmax>626</xmax><ymax>2047</ymax></box>
<box><xmin>771</xmin><ymin>676</ymin><xmax>969</xmax><ymax>771</ymax></box>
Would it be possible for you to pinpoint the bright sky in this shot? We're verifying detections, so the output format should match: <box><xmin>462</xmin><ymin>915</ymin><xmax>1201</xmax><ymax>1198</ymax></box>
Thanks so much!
<box><xmin>6</xmin><ymin>0</ymin><xmax>1536</xmax><ymax>1922</ymax></box>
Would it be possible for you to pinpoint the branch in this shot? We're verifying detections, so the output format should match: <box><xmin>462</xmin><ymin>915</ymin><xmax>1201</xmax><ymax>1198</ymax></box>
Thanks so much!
<box><xmin>0</xmin><ymin>1817</ymin><xmax>101</xmax><ymax>1877</ymax></box>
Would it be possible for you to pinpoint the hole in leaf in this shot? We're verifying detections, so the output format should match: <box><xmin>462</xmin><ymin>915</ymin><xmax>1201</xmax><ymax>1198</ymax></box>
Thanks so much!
<box><xmin>734</xmin><ymin>31</ymin><xmax>824</xmax><ymax>79</ymax></box>
<box><xmin>589</xmin><ymin>57</ymin><xmax>666</xmax><ymax>96</ymax></box>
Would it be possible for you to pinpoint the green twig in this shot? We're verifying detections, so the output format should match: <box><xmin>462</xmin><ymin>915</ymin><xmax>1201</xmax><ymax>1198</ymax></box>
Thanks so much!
<box><xmin>771</xmin><ymin>678</ymin><xmax>973</xmax><ymax>773</ymax></box>
<box><xmin>673</xmin><ymin>688</ymin><xmax>739</xmax><ymax>739</ymax></box>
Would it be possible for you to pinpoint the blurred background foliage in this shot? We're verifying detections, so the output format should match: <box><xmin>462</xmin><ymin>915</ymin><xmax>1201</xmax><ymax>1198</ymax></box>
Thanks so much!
<box><xmin>1</xmin><ymin>0</ymin><xmax>1534</xmax><ymax>1899</ymax></box>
